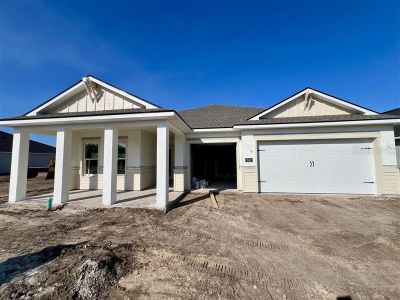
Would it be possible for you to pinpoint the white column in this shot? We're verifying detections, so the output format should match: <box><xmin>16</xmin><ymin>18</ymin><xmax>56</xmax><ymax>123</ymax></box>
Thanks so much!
<box><xmin>53</xmin><ymin>128</ymin><xmax>72</xmax><ymax>204</ymax></box>
<box><xmin>9</xmin><ymin>129</ymin><xmax>29</xmax><ymax>202</ymax></box>
<box><xmin>173</xmin><ymin>133</ymin><xmax>185</xmax><ymax>192</ymax></box>
<box><xmin>103</xmin><ymin>126</ymin><xmax>118</xmax><ymax>205</ymax></box>
<box><xmin>156</xmin><ymin>122</ymin><xmax>169</xmax><ymax>210</ymax></box>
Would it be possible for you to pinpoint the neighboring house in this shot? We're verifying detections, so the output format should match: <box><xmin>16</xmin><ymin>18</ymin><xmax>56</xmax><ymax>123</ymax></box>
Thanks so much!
<box><xmin>383</xmin><ymin>108</ymin><xmax>400</xmax><ymax>167</ymax></box>
<box><xmin>0</xmin><ymin>76</ymin><xmax>399</xmax><ymax>210</ymax></box>
<box><xmin>0</xmin><ymin>130</ymin><xmax>55</xmax><ymax>175</ymax></box>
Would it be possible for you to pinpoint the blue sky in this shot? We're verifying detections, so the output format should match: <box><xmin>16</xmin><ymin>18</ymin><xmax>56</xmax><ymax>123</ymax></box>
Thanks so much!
<box><xmin>0</xmin><ymin>0</ymin><xmax>399</xmax><ymax>145</ymax></box>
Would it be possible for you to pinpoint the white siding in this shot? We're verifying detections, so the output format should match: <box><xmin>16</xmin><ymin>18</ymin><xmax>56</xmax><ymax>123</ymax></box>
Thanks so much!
<box><xmin>266</xmin><ymin>95</ymin><xmax>353</xmax><ymax>118</ymax></box>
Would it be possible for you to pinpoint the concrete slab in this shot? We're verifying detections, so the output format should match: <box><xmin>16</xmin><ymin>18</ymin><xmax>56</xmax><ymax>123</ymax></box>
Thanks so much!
<box><xmin>22</xmin><ymin>187</ymin><xmax>183</xmax><ymax>209</ymax></box>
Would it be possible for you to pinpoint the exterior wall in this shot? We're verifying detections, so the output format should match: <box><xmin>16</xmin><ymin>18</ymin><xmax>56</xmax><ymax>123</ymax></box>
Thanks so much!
<box><xmin>381</xmin><ymin>166</ymin><xmax>400</xmax><ymax>194</ymax></box>
<box><xmin>74</xmin><ymin>129</ymin><xmax>157</xmax><ymax>191</ymax></box>
<box><xmin>48</xmin><ymin>86</ymin><xmax>141</xmax><ymax>114</ymax></box>
<box><xmin>140</xmin><ymin>131</ymin><xmax>156</xmax><ymax>189</ymax></box>
<box><xmin>378</xmin><ymin>128</ymin><xmax>400</xmax><ymax>194</ymax></box>
<box><xmin>266</xmin><ymin>95</ymin><xmax>353</xmax><ymax>118</ymax></box>
<box><xmin>0</xmin><ymin>152</ymin><xmax>55</xmax><ymax>174</ymax></box>
<box><xmin>240</xmin><ymin>125</ymin><xmax>400</xmax><ymax>195</ymax></box>
<box><xmin>64</xmin><ymin>124</ymin><xmax>399</xmax><ymax>196</ymax></box>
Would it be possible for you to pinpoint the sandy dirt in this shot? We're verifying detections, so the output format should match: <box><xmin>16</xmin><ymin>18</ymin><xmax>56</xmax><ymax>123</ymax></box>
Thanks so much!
<box><xmin>0</xmin><ymin>174</ymin><xmax>53</xmax><ymax>204</ymax></box>
<box><xmin>0</xmin><ymin>194</ymin><xmax>400</xmax><ymax>299</ymax></box>
<box><xmin>0</xmin><ymin>190</ymin><xmax>399</xmax><ymax>299</ymax></box>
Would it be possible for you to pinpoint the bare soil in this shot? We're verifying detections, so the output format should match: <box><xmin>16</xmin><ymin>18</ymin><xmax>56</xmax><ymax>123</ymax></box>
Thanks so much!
<box><xmin>0</xmin><ymin>174</ymin><xmax>53</xmax><ymax>203</ymax></box>
<box><xmin>0</xmin><ymin>186</ymin><xmax>399</xmax><ymax>299</ymax></box>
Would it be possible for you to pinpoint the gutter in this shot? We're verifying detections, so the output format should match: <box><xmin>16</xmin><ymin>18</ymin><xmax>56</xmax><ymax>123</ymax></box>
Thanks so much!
<box><xmin>233</xmin><ymin>118</ymin><xmax>400</xmax><ymax>130</ymax></box>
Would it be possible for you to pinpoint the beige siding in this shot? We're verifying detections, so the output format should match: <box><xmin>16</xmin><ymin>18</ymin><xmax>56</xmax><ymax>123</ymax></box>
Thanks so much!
<box><xmin>79</xmin><ymin>175</ymin><xmax>126</xmax><ymax>191</ymax></box>
<box><xmin>381</xmin><ymin>166</ymin><xmax>400</xmax><ymax>194</ymax></box>
<box><xmin>140</xmin><ymin>167</ymin><xmax>156</xmax><ymax>190</ymax></box>
<box><xmin>266</xmin><ymin>95</ymin><xmax>353</xmax><ymax>118</ymax></box>
<box><xmin>48</xmin><ymin>86</ymin><xmax>143</xmax><ymax>114</ymax></box>
<box><xmin>242</xmin><ymin>167</ymin><xmax>258</xmax><ymax>193</ymax></box>
<box><xmin>173</xmin><ymin>170</ymin><xmax>185</xmax><ymax>192</ymax></box>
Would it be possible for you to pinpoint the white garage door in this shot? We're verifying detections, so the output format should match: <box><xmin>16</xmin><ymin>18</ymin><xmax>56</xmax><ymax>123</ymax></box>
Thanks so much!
<box><xmin>258</xmin><ymin>140</ymin><xmax>376</xmax><ymax>194</ymax></box>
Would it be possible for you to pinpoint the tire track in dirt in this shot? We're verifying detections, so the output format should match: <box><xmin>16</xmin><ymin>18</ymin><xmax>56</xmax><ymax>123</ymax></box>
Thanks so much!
<box><xmin>194</xmin><ymin>232</ymin><xmax>290</xmax><ymax>251</ymax></box>
<box><xmin>159</xmin><ymin>252</ymin><xmax>304</xmax><ymax>292</ymax></box>
<box><xmin>185</xmin><ymin>229</ymin><xmax>328</xmax><ymax>258</ymax></box>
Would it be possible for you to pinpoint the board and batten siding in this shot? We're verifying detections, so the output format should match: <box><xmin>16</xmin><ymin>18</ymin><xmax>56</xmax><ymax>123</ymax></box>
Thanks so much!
<box><xmin>49</xmin><ymin>86</ymin><xmax>141</xmax><ymax>114</ymax></box>
<box><xmin>266</xmin><ymin>95</ymin><xmax>353</xmax><ymax>118</ymax></box>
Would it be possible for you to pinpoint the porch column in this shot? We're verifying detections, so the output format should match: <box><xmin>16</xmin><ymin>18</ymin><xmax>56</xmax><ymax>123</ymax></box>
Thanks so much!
<box><xmin>9</xmin><ymin>129</ymin><xmax>29</xmax><ymax>202</ymax></box>
<box><xmin>54</xmin><ymin>128</ymin><xmax>72</xmax><ymax>205</ymax></box>
<box><xmin>156</xmin><ymin>122</ymin><xmax>169</xmax><ymax>210</ymax></box>
<box><xmin>102</xmin><ymin>126</ymin><xmax>118</xmax><ymax>205</ymax></box>
<box><xmin>173</xmin><ymin>133</ymin><xmax>186</xmax><ymax>192</ymax></box>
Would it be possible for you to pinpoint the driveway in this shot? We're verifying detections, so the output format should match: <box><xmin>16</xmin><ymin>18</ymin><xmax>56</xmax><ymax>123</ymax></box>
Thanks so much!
<box><xmin>0</xmin><ymin>192</ymin><xmax>399</xmax><ymax>299</ymax></box>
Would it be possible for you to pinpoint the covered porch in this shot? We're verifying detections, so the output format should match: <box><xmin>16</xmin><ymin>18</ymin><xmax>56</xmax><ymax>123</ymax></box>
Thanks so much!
<box><xmin>5</xmin><ymin>115</ymin><xmax>190</xmax><ymax>211</ymax></box>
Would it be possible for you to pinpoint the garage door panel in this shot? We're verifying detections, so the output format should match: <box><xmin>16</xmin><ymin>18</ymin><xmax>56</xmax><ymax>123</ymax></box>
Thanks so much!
<box><xmin>258</xmin><ymin>139</ymin><xmax>376</xmax><ymax>194</ymax></box>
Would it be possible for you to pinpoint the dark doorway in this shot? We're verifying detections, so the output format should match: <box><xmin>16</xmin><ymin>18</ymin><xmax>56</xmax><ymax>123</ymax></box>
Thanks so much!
<box><xmin>191</xmin><ymin>143</ymin><xmax>237</xmax><ymax>189</ymax></box>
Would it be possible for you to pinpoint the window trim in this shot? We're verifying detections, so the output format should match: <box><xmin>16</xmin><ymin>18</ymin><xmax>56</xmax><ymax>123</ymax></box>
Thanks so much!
<box><xmin>117</xmin><ymin>139</ymin><xmax>127</xmax><ymax>175</ymax></box>
<box><xmin>83</xmin><ymin>141</ymin><xmax>99</xmax><ymax>176</ymax></box>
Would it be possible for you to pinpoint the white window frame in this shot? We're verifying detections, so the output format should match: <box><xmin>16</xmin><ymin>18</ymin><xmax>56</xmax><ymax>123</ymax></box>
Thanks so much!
<box><xmin>83</xmin><ymin>141</ymin><xmax>99</xmax><ymax>176</ymax></box>
<box><xmin>117</xmin><ymin>138</ymin><xmax>127</xmax><ymax>175</ymax></box>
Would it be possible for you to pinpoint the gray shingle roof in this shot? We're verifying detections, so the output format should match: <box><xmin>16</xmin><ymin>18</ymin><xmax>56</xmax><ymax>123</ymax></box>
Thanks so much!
<box><xmin>383</xmin><ymin>108</ymin><xmax>400</xmax><ymax>115</ymax></box>
<box><xmin>178</xmin><ymin>105</ymin><xmax>264</xmax><ymax>129</ymax></box>
<box><xmin>0</xmin><ymin>131</ymin><xmax>55</xmax><ymax>153</ymax></box>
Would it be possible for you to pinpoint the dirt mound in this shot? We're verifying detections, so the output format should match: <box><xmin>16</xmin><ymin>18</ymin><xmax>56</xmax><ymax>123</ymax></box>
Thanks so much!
<box><xmin>0</xmin><ymin>242</ymin><xmax>141</xmax><ymax>299</ymax></box>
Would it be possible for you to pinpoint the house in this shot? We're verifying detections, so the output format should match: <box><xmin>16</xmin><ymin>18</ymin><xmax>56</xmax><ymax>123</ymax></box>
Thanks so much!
<box><xmin>0</xmin><ymin>131</ymin><xmax>55</xmax><ymax>175</ymax></box>
<box><xmin>0</xmin><ymin>76</ymin><xmax>399</xmax><ymax>210</ymax></box>
<box><xmin>383</xmin><ymin>108</ymin><xmax>400</xmax><ymax>167</ymax></box>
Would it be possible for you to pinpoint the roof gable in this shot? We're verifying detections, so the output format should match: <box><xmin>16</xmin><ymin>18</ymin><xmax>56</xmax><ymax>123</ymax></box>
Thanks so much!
<box><xmin>26</xmin><ymin>76</ymin><xmax>160</xmax><ymax>116</ymax></box>
<box><xmin>250</xmin><ymin>88</ymin><xmax>378</xmax><ymax>120</ymax></box>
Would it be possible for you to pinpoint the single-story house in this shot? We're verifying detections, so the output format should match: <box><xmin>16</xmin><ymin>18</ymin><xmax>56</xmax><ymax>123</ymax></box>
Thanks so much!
<box><xmin>0</xmin><ymin>76</ymin><xmax>399</xmax><ymax>210</ymax></box>
<box><xmin>0</xmin><ymin>130</ymin><xmax>55</xmax><ymax>174</ymax></box>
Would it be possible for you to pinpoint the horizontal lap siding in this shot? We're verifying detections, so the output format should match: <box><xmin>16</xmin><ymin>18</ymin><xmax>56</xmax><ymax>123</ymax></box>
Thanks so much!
<box><xmin>381</xmin><ymin>166</ymin><xmax>400</xmax><ymax>195</ymax></box>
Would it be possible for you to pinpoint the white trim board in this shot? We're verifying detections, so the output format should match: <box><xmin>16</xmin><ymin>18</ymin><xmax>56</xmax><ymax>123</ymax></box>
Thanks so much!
<box><xmin>234</xmin><ymin>119</ymin><xmax>400</xmax><ymax>129</ymax></box>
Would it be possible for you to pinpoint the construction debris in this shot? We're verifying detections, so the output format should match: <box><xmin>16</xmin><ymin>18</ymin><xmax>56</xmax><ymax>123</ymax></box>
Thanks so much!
<box><xmin>209</xmin><ymin>191</ymin><xmax>219</xmax><ymax>209</ymax></box>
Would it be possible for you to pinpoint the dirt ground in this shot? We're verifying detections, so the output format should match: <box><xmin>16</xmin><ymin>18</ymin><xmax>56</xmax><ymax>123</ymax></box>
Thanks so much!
<box><xmin>0</xmin><ymin>174</ymin><xmax>54</xmax><ymax>203</ymax></box>
<box><xmin>0</xmin><ymin>190</ymin><xmax>399</xmax><ymax>300</ymax></box>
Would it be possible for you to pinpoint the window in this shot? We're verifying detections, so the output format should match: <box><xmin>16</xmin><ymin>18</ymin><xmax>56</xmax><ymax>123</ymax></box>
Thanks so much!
<box><xmin>118</xmin><ymin>142</ymin><xmax>126</xmax><ymax>174</ymax></box>
<box><xmin>84</xmin><ymin>143</ymin><xmax>98</xmax><ymax>175</ymax></box>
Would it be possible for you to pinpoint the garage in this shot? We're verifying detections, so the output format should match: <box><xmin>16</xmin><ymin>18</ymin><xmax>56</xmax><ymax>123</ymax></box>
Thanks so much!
<box><xmin>191</xmin><ymin>143</ymin><xmax>237</xmax><ymax>189</ymax></box>
<box><xmin>258</xmin><ymin>139</ymin><xmax>376</xmax><ymax>194</ymax></box>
